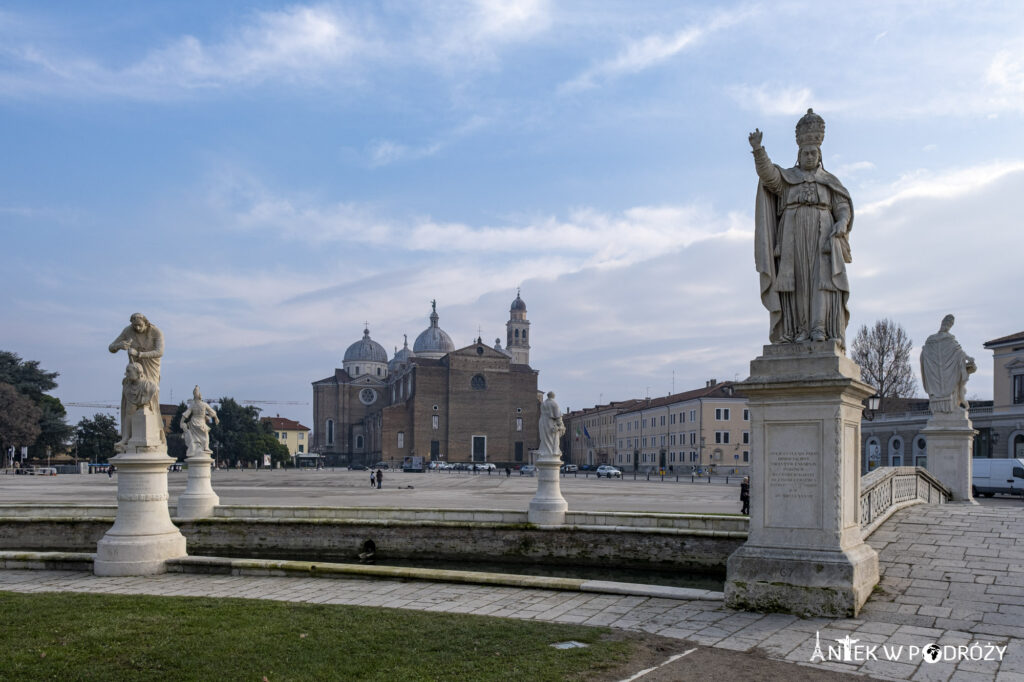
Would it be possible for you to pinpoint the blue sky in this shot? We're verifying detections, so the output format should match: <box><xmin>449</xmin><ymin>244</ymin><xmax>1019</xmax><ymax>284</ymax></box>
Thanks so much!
<box><xmin>3</xmin><ymin>1</ymin><xmax>1022</xmax><ymax>429</ymax></box>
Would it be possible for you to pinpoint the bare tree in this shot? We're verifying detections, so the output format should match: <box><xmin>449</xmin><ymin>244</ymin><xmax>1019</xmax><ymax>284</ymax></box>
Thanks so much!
<box><xmin>850</xmin><ymin>319</ymin><xmax>917</xmax><ymax>407</ymax></box>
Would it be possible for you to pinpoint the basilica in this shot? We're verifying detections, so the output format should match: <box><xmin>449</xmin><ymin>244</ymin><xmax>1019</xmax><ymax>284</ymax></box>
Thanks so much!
<box><xmin>311</xmin><ymin>294</ymin><xmax>540</xmax><ymax>467</ymax></box>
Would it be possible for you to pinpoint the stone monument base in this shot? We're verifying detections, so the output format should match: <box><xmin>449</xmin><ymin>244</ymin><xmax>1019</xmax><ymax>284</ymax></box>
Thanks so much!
<box><xmin>726</xmin><ymin>543</ymin><xmax>878</xmax><ymax>617</ymax></box>
<box><xmin>176</xmin><ymin>450</ymin><xmax>220</xmax><ymax>519</ymax></box>
<box><xmin>724</xmin><ymin>341</ymin><xmax>879</xmax><ymax>617</ymax></box>
<box><xmin>528</xmin><ymin>456</ymin><xmax>567</xmax><ymax>525</ymax></box>
<box><xmin>94</xmin><ymin>409</ymin><xmax>187</xmax><ymax>576</ymax></box>
<box><xmin>921</xmin><ymin>415</ymin><xmax>976</xmax><ymax>502</ymax></box>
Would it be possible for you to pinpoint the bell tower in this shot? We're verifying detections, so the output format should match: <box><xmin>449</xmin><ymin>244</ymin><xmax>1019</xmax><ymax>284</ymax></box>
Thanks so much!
<box><xmin>506</xmin><ymin>289</ymin><xmax>530</xmax><ymax>366</ymax></box>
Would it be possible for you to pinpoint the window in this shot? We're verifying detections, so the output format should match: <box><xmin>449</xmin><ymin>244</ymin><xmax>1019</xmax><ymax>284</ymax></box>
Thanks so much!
<box><xmin>432</xmin><ymin>415</ymin><xmax>439</xmax><ymax>430</ymax></box>
<box><xmin>376</xmin><ymin>367</ymin><xmax>381</xmax><ymax>376</ymax></box>
<box><xmin>743</xmin><ymin>451</ymin><xmax>749</xmax><ymax>462</ymax></box>
<box><xmin>743</xmin><ymin>431</ymin><xmax>750</xmax><ymax>444</ymax></box>
<box><xmin>715</xmin><ymin>431</ymin><xmax>730</xmax><ymax>444</ymax></box>
<box><xmin>690</xmin><ymin>410</ymin><xmax>696</xmax><ymax>422</ymax></box>
<box><xmin>326</xmin><ymin>419</ymin><xmax>334</xmax><ymax>445</ymax></box>
<box><xmin>397</xmin><ymin>432</ymin><xmax>405</xmax><ymax>448</ymax></box>
<box><xmin>517</xmin><ymin>407</ymin><xmax>522</xmax><ymax>414</ymax></box>
<box><xmin>715</xmin><ymin>408</ymin><xmax>730</xmax><ymax>421</ymax></box>
<box><xmin>356</xmin><ymin>435</ymin><xmax>363</xmax><ymax>449</ymax></box>
<box><xmin>670</xmin><ymin>434</ymin><xmax>676</xmax><ymax>446</ymax></box>
<box><xmin>274</xmin><ymin>432</ymin><xmax>279</xmax><ymax>438</ymax></box>
<box><xmin>618</xmin><ymin>423</ymin><xmax>623</xmax><ymax>432</ymax></box>
<box><xmin>660</xmin><ymin>416</ymin><xmax>665</xmax><ymax>426</ymax></box>
<box><xmin>743</xmin><ymin>409</ymin><xmax>750</xmax><ymax>421</ymax></box>
<box><xmin>660</xmin><ymin>435</ymin><xmax>666</xmax><ymax>446</ymax></box>
<box><xmin>681</xmin><ymin>412</ymin><xmax>686</xmax><ymax>423</ymax></box>
<box><xmin>670</xmin><ymin>414</ymin><xmax>676</xmax><ymax>425</ymax></box>
<box><xmin>516</xmin><ymin>417</ymin><xmax>523</xmax><ymax>432</ymax></box>
<box><xmin>280</xmin><ymin>432</ymin><xmax>287</xmax><ymax>440</ymax></box>
<box><xmin>471</xmin><ymin>374</ymin><xmax>487</xmax><ymax>390</ymax></box>
<box><xmin>1015</xmin><ymin>375</ymin><xmax>1024</xmax><ymax>404</ymax></box>
<box><xmin>643</xmin><ymin>437</ymin><xmax>648</xmax><ymax>447</ymax></box>
<box><xmin>298</xmin><ymin>445</ymin><xmax>304</xmax><ymax>453</ymax></box>
<box><xmin>355</xmin><ymin>366</ymin><xmax>360</xmax><ymax>375</ymax></box>
<box><xmin>690</xmin><ymin>432</ymin><xmax>696</xmax><ymax>445</ymax></box>
<box><xmin>298</xmin><ymin>433</ymin><xmax>304</xmax><ymax>440</ymax></box>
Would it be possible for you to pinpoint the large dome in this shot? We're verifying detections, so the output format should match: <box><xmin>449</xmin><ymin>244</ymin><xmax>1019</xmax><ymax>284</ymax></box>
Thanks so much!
<box><xmin>413</xmin><ymin>302</ymin><xmax>455</xmax><ymax>358</ymax></box>
<box><xmin>344</xmin><ymin>327</ymin><xmax>388</xmax><ymax>363</ymax></box>
<box><xmin>510</xmin><ymin>291</ymin><xmax>527</xmax><ymax>312</ymax></box>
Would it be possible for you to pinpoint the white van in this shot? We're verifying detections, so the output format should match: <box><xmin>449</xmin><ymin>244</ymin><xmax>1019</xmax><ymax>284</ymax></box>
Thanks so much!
<box><xmin>972</xmin><ymin>458</ymin><xmax>1024</xmax><ymax>498</ymax></box>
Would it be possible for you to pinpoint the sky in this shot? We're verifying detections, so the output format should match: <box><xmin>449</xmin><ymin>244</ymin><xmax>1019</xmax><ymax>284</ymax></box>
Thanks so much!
<box><xmin>2</xmin><ymin>0</ymin><xmax>1022</xmax><ymax>430</ymax></box>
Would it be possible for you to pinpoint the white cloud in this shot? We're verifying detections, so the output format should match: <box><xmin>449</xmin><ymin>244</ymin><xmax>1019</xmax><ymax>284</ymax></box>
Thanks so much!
<box><xmin>835</xmin><ymin>161</ymin><xmax>876</xmax><ymax>176</ymax></box>
<box><xmin>560</xmin><ymin>9</ymin><xmax>754</xmax><ymax>93</ymax></box>
<box><xmin>727</xmin><ymin>84</ymin><xmax>821</xmax><ymax>117</ymax></box>
<box><xmin>859</xmin><ymin>160</ymin><xmax>1024</xmax><ymax>215</ymax></box>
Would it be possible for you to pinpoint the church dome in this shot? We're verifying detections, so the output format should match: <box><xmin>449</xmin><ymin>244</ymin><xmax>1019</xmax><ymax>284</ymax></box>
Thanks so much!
<box><xmin>413</xmin><ymin>301</ymin><xmax>455</xmax><ymax>358</ymax></box>
<box><xmin>344</xmin><ymin>327</ymin><xmax>388</xmax><ymax>364</ymax></box>
<box><xmin>389</xmin><ymin>335</ymin><xmax>416</xmax><ymax>371</ymax></box>
<box><xmin>510</xmin><ymin>292</ymin><xmax>527</xmax><ymax>312</ymax></box>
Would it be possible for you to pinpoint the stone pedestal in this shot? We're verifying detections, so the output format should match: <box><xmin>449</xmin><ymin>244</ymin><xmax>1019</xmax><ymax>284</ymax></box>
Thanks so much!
<box><xmin>725</xmin><ymin>341</ymin><xmax>879</xmax><ymax>617</ymax></box>
<box><xmin>176</xmin><ymin>450</ymin><xmax>220</xmax><ymax>519</ymax></box>
<box><xmin>528</xmin><ymin>455</ymin><xmax>568</xmax><ymax>525</ymax></box>
<box><xmin>922</xmin><ymin>413</ymin><xmax>976</xmax><ymax>502</ymax></box>
<box><xmin>94</xmin><ymin>408</ymin><xmax>187</xmax><ymax>576</ymax></box>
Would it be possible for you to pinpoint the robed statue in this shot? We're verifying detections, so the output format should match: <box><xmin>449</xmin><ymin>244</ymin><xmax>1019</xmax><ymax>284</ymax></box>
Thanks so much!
<box><xmin>750</xmin><ymin>109</ymin><xmax>854</xmax><ymax>347</ymax></box>
<box><xmin>109</xmin><ymin>313</ymin><xmax>164</xmax><ymax>442</ymax></box>
<box><xmin>538</xmin><ymin>391</ymin><xmax>565</xmax><ymax>458</ymax></box>
<box><xmin>920</xmin><ymin>314</ymin><xmax>976</xmax><ymax>414</ymax></box>
<box><xmin>115</xmin><ymin>362</ymin><xmax>158</xmax><ymax>451</ymax></box>
<box><xmin>181</xmin><ymin>385</ymin><xmax>219</xmax><ymax>456</ymax></box>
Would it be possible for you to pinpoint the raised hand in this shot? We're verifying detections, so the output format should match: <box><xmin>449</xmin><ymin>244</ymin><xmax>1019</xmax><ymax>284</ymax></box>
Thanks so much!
<box><xmin>749</xmin><ymin>128</ymin><xmax>763</xmax><ymax>149</ymax></box>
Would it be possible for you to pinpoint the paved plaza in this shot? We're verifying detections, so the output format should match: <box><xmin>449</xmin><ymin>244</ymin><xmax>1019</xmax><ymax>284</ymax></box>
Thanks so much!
<box><xmin>0</xmin><ymin>468</ymin><xmax>746</xmax><ymax>514</ymax></box>
<box><xmin>1</xmin><ymin>500</ymin><xmax>1021</xmax><ymax>680</ymax></box>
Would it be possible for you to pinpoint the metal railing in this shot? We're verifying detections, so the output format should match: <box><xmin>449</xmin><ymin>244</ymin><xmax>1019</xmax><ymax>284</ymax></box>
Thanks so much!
<box><xmin>859</xmin><ymin>466</ymin><xmax>950</xmax><ymax>536</ymax></box>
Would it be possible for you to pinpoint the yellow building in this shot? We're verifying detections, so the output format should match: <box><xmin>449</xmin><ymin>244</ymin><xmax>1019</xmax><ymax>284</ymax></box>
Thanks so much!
<box><xmin>613</xmin><ymin>380</ymin><xmax>750</xmax><ymax>474</ymax></box>
<box><xmin>261</xmin><ymin>416</ymin><xmax>312</xmax><ymax>458</ymax></box>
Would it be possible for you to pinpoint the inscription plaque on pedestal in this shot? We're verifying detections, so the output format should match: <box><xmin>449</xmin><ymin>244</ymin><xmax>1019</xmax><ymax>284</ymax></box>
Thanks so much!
<box><xmin>765</xmin><ymin>423</ymin><xmax>821</xmax><ymax>529</ymax></box>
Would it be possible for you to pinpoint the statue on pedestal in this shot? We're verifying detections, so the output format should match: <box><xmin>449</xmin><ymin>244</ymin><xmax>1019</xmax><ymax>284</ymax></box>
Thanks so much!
<box><xmin>109</xmin><ymin>313</ymin><xmax>164</xmax><ymax>442</ymax></box>
<box><xmin>181</xmin><ymin>385</ymin><xmax>219</xmax><ymax>456</ymax></box>
<box><xmin>921</xmin><ymin>314</ymin><xmax>976</xmax><ymax>414</ymax></box>
<box><xmin>750</xmin><ymin>109</ymin><xmax>854</xmax><ymax>347</ymax></box>
<box><xmin>538</xmin><ymin>391</ymin><xmax>565</xmax><ymax>458</ymax></box>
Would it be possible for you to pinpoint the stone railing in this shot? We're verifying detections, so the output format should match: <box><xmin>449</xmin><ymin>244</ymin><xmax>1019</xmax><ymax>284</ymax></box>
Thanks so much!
<box><xmin>859</xmin><ymin>466</ymin><xmax>950</xmax><ymax>537</ymax></box>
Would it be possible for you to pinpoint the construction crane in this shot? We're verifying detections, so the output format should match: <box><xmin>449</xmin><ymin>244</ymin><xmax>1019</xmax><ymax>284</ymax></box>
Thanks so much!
<box><xmin>65</xmin><ymin>402</ymin><xmax>120</xmax><ymax>411</ymax></box>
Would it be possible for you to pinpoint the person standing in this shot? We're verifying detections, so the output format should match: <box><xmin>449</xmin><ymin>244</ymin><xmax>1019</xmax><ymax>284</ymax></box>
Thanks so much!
<box><xmin>740</xmin><ymin>476</ymin><xmax>750</xmax><ymax>515</ymax></box>
<box><xmin>370</xmin><ymin>470</ymin><xmax>375</xmax><ymax>488</ymax></box>
<box><xmin>376</xmin><ymin>468</ymin><xmax>383</xmax><ymax>489</ymax></box>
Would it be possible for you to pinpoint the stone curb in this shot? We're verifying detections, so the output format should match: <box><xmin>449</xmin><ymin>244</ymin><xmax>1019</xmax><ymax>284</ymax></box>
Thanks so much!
<box><xmin>0</xmin><ymin>551</ymin><xmax>725</xmax><ymax>602</ymax></box>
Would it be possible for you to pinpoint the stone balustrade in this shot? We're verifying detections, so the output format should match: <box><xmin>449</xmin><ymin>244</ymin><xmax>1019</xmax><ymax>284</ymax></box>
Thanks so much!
<box><xmin>859</xmin><ymin>466</ymin><xmax>950</xmax><ymax>537</ymax></box>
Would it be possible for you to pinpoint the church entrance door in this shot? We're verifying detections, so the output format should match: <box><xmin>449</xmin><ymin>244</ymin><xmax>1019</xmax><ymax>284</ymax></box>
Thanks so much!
<box><xmin>472</xmin><ymin>436</ymin><xmax>486</xmax><ymax>462</ymax></box>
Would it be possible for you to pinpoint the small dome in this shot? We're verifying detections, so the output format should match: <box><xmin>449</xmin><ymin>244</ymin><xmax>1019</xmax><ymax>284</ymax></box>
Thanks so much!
<box><xmin>389</xmin><ymin>335</ymin><xmax>415</xmax><ymax>371</ymax></box>
<box><xmin>510</xmin><ymin>291</ymin><xmax>527</xmax><ymax>312</ymax></box>
<box><xmin>344</xmin><ymin>327</ymin><xmax>388</xmax><ymax>364</ymax></box>
<box><xmin>413</xmin><ymin>301</ymin><xmax>455</xmax><ymax>358</ymax></box>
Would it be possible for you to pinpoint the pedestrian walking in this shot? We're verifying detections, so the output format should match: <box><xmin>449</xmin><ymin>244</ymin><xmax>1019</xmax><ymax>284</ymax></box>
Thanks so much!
<box><xmin>740</xmin><ymin>476</ymin><xmax>750</xmax><ymax>515</ymax></box>
<box><xmin>107</xmin><ymin>465</ymin><xmax>114</xmax><ymax>479</ymax></box>
<box><xmin>376</xmin><ymin>468</ymin><xmax>383</xmax><ymax>489</ymax></box>
<box><xmin>505</xmin><ymin>466</ymin><xmax>511</xmax><ymax>478</ymax></box>
<box><xmin>370</xmin><ymin>470</ymin><xmax>375</xmax><ymax>488</ymax></box>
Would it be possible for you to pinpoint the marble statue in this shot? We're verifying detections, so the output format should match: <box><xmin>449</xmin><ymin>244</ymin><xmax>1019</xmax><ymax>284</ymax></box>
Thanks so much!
<box><xmin>921</xmin><ymin>314</ymin><xmax>976</xmax><ymax>414</ymax></box>
<box><xmin>116</xmin><ymin>361</ymin><xmax>157</xmax><ymax>450</ymax></box>
<box><xmin>538</xmin><ymin>391</ymin><xmax>565</xmax><ymax>458</ymax></box>
<box><xmin>109</xmin><ymin>313</ymin><xmax>164</xmax><ymax>441</ymax></box>
<box><xmin>750</xmin><ymin>109</ymin><xmax>854</xmax><ymax>347</ymax></box>
<box><xmin>181</xmin><ymin>385</ymin><xmax>219</xmax><ymax>456</ymax></box>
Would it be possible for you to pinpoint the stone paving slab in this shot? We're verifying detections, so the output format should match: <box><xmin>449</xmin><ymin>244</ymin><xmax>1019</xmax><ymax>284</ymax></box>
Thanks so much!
<box><xmin>1</xmin><ymin>503</ymin><xmax>1021</xmax><ymax>680</ymax></box>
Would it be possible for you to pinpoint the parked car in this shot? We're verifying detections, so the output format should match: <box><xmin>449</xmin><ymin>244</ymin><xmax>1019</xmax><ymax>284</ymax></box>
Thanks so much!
<box><xmin>348</xmin><ymin>464</ymin><xmax>368</xmax><ymax>471</ymax></box>
<box><xmin>519</xmin><ymin>465</ymin><xmax>537</xmax><ymax>476</ymax></box>
<box><xmin>373</xmin><ymin>462</ymin><xmax>388</xmax><ymax>469</ymax></box>
<box><xmin>560</xmin><ymin>464</ymin><xmax>578</xmax><ymax>473</ymax></box>
<box><xmin>579</xmin><ymin>464</ymin><xmax>596</xmax><ymax>471</ymax></box>
<box><xmin>973</xmin><ymin>458</ymin><xmax>1024</xmax><ymax>497</ymax></box>
<box><xmin>596</xmin><ymin>465</ymin><xmax>622</xmax><ymax>478</ymax></box>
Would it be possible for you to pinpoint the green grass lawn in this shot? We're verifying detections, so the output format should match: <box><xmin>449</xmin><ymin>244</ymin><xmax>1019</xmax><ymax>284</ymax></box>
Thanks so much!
<box><xmin>0</xmin><ymin>591</ymin><xmax>637</xmax><ymax>681</ymax></box>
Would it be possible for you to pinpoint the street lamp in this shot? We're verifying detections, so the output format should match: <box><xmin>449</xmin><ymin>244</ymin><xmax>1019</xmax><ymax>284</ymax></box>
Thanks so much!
<box><xmin>864</xmin><ymin>394</ymin><xmax>881</xmax><ymax>421</ymax></box>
